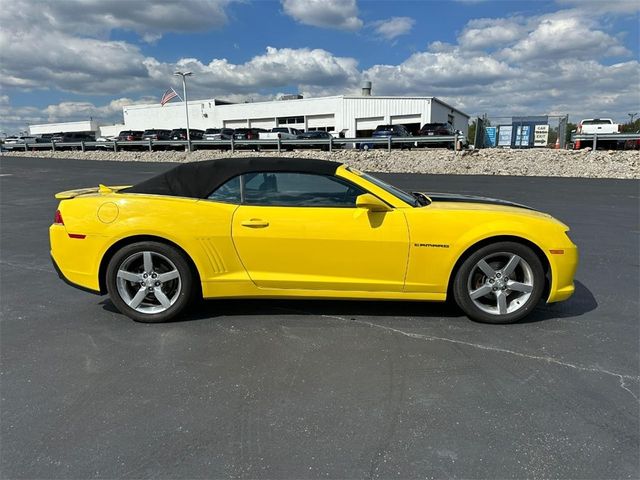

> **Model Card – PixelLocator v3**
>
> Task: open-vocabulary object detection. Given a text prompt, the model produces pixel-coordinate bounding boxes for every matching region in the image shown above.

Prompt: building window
[448,114,454,127]
[277,116,304,125]
[308,126,335,132]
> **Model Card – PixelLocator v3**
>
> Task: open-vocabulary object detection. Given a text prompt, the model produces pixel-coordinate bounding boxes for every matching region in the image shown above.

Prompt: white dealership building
[30,87,469,138]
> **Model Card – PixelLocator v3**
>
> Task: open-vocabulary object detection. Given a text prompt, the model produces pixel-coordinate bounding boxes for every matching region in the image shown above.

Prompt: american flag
[160,88,179,106]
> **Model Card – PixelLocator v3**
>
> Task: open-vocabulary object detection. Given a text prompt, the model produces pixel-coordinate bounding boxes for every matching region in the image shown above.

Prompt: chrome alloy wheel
[115,251,182,314]
[466,252,534,316]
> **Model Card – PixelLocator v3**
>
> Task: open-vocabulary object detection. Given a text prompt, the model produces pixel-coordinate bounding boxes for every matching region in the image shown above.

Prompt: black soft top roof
[122,157,342,199]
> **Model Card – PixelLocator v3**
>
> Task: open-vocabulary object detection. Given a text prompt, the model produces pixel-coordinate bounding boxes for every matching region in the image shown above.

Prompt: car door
[230,171,410,292]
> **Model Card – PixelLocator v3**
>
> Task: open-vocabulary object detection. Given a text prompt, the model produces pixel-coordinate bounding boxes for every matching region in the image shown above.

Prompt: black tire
[106,241,195,323]
[453,241,545,324]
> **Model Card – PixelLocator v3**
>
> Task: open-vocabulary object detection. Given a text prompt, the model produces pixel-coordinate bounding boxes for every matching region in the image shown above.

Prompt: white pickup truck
[258,127,302,140]
[574,118,622,149]
[577,118,620,135]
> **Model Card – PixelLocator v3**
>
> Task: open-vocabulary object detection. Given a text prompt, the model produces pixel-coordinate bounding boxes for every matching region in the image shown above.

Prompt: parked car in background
[297,131,336,150]
[233,128,267,141]
[36,134,54,143]
[417,123,456,148]
[169,129,204,141]
[359,124,413,150]
[259,127,302,141]
[574,119,621,150]
[576,118,620,135]
[95,136,117,150]
[232,128,267,150]
[51,132,96,149]
[142,129,172,141]
[624,130,640,150]
[3,136,39,149]
[203,128,235,140]
[116,130,144,142]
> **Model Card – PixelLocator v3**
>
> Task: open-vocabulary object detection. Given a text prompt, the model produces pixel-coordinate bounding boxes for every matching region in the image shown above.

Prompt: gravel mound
[4,148,638,179]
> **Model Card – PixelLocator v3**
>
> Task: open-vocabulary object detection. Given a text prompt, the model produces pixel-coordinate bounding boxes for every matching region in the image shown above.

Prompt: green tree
[621,118,640,133]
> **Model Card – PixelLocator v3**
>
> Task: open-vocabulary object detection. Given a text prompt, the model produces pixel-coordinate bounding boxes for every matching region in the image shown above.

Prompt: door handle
[241,219,269,228]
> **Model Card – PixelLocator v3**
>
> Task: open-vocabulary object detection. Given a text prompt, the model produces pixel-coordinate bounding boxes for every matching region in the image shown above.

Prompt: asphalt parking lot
[1,156,638,479]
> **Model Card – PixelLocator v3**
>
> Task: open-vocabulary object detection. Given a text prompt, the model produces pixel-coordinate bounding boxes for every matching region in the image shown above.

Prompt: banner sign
[497,125,512,147]
[534,124,549,147]
[484,127,497,147]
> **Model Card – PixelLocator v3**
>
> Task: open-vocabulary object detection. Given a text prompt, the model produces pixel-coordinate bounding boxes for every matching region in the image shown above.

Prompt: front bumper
[547,245,578,303]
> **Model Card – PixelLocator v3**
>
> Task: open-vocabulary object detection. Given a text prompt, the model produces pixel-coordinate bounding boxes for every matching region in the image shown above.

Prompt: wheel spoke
[508,281,533,293]
[502,255,521,277]
[154,288,172,308]
[117,270,142,283]
[476,259,496,278]
[128,287,148,308]
[143,252,153,273]
[157,270,179,282]
[496,291,508,314]
[470,284,493,299]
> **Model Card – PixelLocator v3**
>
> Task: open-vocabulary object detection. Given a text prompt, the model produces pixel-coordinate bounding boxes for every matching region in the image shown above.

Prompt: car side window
[242,172,364,207]
[207,176,241,204]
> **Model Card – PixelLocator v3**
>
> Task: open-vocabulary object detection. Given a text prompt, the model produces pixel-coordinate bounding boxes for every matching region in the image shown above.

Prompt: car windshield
[346,167,420,207]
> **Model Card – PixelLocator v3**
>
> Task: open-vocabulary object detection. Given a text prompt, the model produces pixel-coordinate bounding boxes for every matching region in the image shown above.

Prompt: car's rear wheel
[453,241,545,324]
[106,241,194,323]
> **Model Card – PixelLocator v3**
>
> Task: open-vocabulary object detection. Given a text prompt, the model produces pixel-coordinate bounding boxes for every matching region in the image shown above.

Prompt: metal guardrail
[571,133,640,150]
[1,135,466,154]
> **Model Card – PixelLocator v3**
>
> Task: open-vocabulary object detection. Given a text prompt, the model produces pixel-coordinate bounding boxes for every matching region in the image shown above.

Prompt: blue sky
[1,0,638,134]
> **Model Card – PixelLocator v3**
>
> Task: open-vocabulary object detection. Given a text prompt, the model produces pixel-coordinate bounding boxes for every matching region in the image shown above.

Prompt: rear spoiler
[54,184,130,199]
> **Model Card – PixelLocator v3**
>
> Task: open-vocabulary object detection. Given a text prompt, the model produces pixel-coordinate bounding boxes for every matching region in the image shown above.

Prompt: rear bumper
[50,224,104,293]
[51,253,101,295]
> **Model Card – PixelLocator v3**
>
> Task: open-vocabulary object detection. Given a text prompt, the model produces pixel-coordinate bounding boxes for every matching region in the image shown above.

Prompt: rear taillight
[54,210,64,225]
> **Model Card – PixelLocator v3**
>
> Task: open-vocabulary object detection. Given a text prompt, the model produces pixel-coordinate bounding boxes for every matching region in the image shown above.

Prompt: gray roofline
[122,94,469,118]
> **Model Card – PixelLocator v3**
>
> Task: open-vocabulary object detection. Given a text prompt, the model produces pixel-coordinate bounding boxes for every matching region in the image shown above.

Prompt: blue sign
[484,127,497,147]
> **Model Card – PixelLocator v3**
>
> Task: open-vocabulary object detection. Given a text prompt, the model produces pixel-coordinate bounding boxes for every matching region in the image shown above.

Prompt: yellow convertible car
[50,157,577,324]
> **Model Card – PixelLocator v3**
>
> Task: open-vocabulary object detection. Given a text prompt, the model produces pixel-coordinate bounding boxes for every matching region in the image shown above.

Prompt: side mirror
[356,193,392,212]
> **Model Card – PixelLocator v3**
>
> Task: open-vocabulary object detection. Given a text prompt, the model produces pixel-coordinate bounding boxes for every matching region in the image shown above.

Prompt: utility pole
[174,71,193,152]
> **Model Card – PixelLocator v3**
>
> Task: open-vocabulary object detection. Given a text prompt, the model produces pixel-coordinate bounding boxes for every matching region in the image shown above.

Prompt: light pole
[174,71,193,152]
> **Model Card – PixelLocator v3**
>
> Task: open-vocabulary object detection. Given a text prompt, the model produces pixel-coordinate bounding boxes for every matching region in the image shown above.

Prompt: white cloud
[364,49,516,93]
[4,0,236,42]
[458,17,527,50]
[372,17,415,40]
[499,15,630,62]
[555,0,640,15]
[281,0,363,31]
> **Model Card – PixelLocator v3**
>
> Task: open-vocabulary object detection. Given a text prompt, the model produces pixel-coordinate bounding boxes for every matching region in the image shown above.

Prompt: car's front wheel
[453,241,545,324]
[106,241,195,323]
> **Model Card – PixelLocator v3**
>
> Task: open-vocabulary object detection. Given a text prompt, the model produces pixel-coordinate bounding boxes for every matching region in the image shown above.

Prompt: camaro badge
[414,243,450,248]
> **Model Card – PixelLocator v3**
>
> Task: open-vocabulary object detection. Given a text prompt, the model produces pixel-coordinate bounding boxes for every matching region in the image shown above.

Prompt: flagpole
[174,71,193,152]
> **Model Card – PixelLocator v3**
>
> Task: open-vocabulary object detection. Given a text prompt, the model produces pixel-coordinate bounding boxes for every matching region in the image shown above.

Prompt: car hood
[418,192,534,210]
